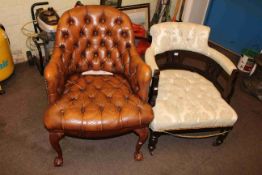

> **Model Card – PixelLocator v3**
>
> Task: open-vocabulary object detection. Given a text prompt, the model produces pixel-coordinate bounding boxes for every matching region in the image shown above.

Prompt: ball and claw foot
[134,152,144,161]
[54,157,63,167]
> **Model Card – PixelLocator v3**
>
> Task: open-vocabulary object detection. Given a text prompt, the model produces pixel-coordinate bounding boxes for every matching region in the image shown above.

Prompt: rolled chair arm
[207,47,237,75]
[145,46,159,73]
[44,49,67,105]
[207,48,238,102]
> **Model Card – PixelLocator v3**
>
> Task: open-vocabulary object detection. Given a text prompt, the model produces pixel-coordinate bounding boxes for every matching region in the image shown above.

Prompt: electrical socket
[11,49,26,64]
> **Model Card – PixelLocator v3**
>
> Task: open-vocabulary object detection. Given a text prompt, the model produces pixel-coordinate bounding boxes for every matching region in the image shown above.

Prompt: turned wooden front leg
[133,127,149,161]
[49,132,64,166]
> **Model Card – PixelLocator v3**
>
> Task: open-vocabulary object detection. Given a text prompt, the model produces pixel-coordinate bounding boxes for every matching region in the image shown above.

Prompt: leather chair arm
[44,49,67,105]
[128,48,152,102]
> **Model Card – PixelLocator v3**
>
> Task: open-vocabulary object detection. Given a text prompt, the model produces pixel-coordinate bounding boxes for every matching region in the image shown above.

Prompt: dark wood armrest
[149,69,160,106]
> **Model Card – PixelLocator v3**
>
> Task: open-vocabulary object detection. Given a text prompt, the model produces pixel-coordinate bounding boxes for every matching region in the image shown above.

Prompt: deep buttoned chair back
[54,5,136,74]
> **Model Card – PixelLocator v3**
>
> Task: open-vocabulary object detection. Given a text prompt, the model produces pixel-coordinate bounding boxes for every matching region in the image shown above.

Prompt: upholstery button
[115,18,122,25]
[113,42,118,48]
[121,30,128,38]
[57,88,61,94]
[107,51,111,58]
[88,95,95,100]
[99,105,104,112]
[95,86,101,90]
[100,17,106,23]
[81,51,86,58]
[88,63,93,69]
[106,95,112,99]
[80,28,85,36]
[74,42,79,48]
[135,86,139,92]
[100,61,104,68]
[86,40,91,48]
[70,97,77,101]
[100,40,105,47]
[61,30,69,38]
[85,16,91,24]
[94,51,98,57]
[85,80,90,84]
[116,106,122,112]
[81,106,86,113]
[93,30,98,36]
[137,106,142,113]
[59,44,65,50]
[60,109,65,115]
[126,42,131,49]
[106,30,112,36]
[80,87,86,92]
[68,17,75,25]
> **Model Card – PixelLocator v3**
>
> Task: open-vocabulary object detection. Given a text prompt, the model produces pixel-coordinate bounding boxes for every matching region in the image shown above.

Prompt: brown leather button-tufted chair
[43,5,153,166]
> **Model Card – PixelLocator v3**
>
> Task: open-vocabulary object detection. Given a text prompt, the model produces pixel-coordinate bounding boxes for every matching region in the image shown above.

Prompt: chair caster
[0,85,5,95]
[213,139,223,146]
[148,146,155,156]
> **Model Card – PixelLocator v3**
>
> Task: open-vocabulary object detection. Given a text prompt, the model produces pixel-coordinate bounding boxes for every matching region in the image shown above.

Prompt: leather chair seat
[150,70,238,131]
[44,74,153,132]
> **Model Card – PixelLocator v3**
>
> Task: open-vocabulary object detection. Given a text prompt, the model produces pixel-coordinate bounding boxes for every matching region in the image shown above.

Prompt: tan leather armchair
[43,5,153,166]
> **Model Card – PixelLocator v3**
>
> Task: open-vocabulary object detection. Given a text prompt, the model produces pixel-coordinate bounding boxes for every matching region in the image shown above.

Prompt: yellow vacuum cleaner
[0,24,14,94]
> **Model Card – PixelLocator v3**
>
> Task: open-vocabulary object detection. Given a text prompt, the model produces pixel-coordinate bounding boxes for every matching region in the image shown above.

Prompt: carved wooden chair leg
[213,128,231,146]
[148,130,161,155]
[49,132,64,166]
[133,128,149,161]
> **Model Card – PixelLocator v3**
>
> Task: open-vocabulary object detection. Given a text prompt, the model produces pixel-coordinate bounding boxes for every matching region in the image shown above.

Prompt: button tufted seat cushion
[150,70,238,132]
[44,74,153,132]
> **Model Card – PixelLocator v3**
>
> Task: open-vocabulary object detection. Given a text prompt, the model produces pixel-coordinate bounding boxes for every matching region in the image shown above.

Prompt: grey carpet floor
[0,63,261,175]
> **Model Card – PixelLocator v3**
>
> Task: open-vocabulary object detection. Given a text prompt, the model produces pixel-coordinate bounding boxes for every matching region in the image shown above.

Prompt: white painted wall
[182,0,209,24]
[0,0,177,63]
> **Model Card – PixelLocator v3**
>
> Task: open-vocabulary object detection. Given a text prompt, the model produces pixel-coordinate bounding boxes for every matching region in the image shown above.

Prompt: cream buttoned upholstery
[145,22,238,132]
[150,70,237,131]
